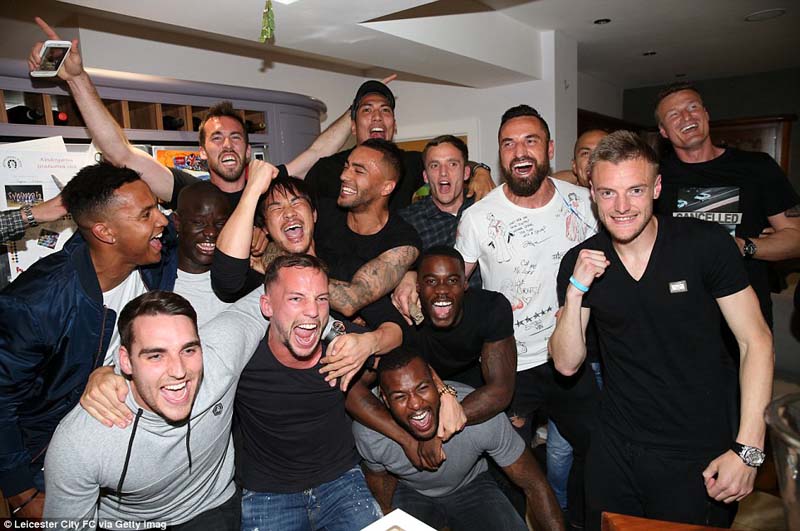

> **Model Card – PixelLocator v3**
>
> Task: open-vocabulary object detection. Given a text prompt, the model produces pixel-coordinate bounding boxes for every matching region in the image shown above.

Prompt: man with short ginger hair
[550,130,773,529]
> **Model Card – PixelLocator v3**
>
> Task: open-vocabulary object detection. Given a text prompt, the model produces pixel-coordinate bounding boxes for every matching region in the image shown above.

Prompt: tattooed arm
[329,245,419,317]
[460,336,517,425]
[734,204,800,261]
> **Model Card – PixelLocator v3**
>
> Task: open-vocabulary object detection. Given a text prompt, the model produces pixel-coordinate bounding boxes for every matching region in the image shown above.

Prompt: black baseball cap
[351,80,395,121]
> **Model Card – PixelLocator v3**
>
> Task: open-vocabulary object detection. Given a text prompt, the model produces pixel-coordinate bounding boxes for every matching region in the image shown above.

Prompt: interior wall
[578,72,623,120]
[2,3,567,182]
[623,68,800,190]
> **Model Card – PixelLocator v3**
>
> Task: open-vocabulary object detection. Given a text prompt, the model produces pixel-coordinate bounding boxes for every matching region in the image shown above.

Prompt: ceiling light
[642,51,657,56]
[273,0,300,4]
[593,18,611,25]
[745,8,787,22]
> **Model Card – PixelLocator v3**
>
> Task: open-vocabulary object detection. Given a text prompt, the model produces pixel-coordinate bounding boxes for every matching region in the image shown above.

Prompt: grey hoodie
[43,288,268,529]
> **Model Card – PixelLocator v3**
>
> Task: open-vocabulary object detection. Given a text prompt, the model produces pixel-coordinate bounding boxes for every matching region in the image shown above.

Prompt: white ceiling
[56,0,800,89]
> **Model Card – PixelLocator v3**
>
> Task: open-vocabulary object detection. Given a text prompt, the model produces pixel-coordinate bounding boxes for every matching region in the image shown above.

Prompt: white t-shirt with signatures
[456,179,596,371]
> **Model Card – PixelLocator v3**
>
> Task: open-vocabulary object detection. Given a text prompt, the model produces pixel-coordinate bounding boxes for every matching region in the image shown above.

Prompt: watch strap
[21,204,37,228]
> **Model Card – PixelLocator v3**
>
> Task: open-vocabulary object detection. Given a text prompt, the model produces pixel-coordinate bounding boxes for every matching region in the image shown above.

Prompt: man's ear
[260,293,273,319]
[658,124,668,140]
[571,159,578,177]
[199,145,208,161]
[172,211,182,232]
[381,179,397,198]
[119,346,133,377]
[547,139,555,161]
[463,164,471,182]
[91,221,115,245]
[423,170,430,185]
[653,174,662,200]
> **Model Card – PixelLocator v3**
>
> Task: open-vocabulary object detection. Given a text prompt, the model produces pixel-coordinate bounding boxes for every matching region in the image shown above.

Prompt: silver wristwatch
[321,318,346,343]
[732,441,765,467]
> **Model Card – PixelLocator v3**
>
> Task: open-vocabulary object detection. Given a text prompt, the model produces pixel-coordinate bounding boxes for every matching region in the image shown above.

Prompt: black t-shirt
[304,149,425,212]
[209,249,265,303]
[167,165,290,211]
[371,289,513,378]
[557,216,749,453]
[233,330,361,493]
[655,148,800,324]
[314,198,422,327]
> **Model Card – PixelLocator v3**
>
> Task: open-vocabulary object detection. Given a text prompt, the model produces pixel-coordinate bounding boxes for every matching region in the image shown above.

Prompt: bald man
[552,130,609,188]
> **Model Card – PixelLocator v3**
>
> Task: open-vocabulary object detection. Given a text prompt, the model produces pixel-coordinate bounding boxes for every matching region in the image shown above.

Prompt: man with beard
[44,289,269,530]
[304,81,495,211]
[234,254,383,531]
[353,348,563,531]
[454,105,600,528]
[346,247,516,468]
[30,18,353,254]
[550,130,773,530]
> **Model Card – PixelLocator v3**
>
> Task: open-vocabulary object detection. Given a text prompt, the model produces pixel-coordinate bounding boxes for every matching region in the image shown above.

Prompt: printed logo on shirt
[669,280,688,294]
[212,403,223,416]
[672,186,741,235]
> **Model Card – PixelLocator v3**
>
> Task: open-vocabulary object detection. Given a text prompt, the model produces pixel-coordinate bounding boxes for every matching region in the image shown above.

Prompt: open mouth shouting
[430,298,454,321]
[510,157,536,178]
[436,178,452,195]
[150,232,164,252]
[369,126,386,139]
[679,123,699,134]
[283,221,306,245]
[293,321,320,352]
[219,151,239,169]
[408,407,435,436]
[161,380,190,405]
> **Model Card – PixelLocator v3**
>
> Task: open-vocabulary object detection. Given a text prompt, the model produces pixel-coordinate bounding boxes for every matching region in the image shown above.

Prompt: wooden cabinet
[0,59,326,164]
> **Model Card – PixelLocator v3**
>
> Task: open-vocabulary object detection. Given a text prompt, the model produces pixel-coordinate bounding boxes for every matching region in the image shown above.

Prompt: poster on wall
[152,146,209,179]
[0,150,92,284]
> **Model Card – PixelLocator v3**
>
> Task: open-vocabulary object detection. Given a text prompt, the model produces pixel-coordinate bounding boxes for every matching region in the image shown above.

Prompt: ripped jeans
[240,467,382,531]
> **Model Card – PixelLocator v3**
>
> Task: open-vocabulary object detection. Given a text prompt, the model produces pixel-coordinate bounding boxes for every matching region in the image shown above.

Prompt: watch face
[743,447,765,466]
[744,241,757,257]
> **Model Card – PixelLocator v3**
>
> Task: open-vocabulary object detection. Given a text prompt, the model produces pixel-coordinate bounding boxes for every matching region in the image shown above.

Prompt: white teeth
[164,382,186,391]
[341,186,356,195]
[513,163,533,170]
[433,301,452,307]
[297,323,317,330]
[680,124,698,133]
[152,233,163,240]
[284,224,301,232]
[370,127,384,133]
[411,411,429,421]
[438,180,450,186]
[198,242,215,251]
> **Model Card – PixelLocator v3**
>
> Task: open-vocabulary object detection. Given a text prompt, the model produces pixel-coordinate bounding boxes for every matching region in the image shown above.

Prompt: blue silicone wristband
[569,275,589,293]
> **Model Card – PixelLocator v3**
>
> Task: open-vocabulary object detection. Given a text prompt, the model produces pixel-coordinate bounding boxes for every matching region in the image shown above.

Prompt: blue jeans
[393,472,527,531]
[546,361,603,510]
[241,467,382,531]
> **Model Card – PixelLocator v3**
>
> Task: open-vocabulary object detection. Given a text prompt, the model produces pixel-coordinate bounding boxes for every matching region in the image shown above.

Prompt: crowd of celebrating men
[1,15,798,531]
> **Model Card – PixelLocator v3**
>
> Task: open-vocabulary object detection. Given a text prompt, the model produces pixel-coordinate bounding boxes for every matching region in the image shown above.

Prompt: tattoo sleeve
[329,245,419,317]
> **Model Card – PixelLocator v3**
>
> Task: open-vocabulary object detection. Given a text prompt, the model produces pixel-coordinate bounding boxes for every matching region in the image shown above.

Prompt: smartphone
[31,40,72,77]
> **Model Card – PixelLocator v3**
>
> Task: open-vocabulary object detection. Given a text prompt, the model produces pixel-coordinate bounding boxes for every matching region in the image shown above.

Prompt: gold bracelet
[438,384,457,398]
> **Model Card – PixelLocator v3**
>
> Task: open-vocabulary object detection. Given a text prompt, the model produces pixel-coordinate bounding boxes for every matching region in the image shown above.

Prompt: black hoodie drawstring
[186,417,192,474]
[116,408,143,503]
